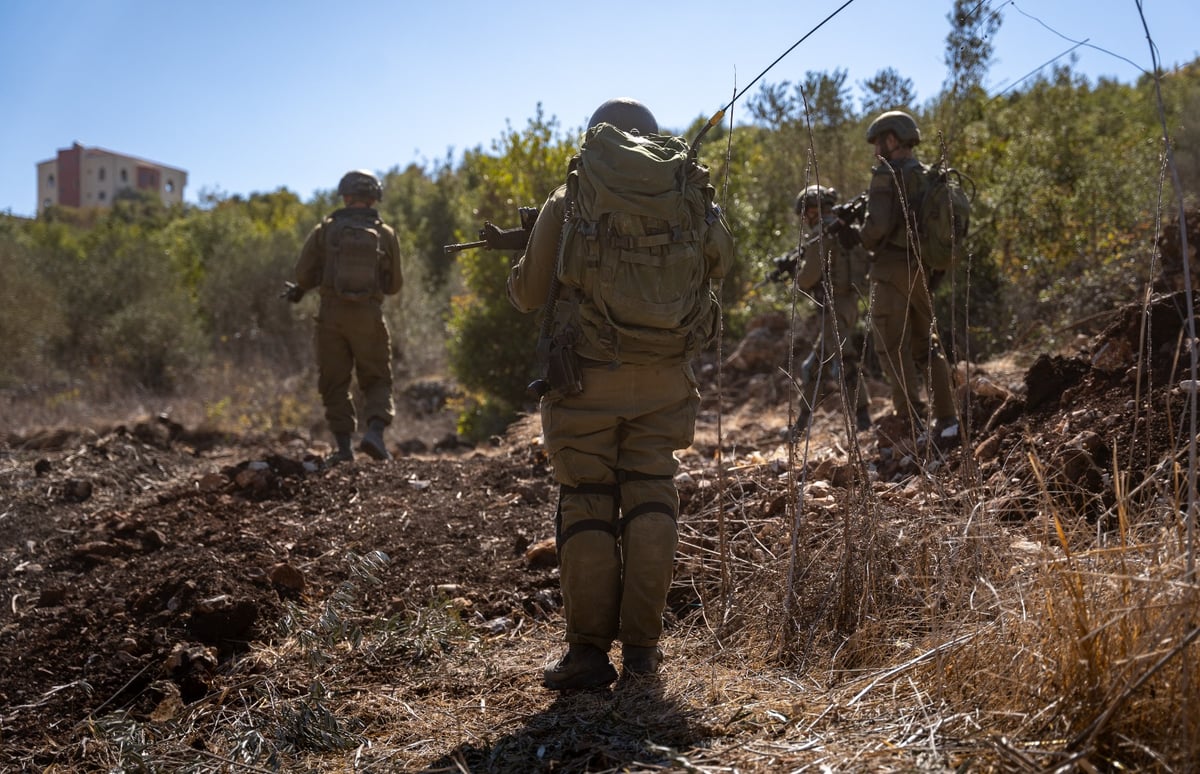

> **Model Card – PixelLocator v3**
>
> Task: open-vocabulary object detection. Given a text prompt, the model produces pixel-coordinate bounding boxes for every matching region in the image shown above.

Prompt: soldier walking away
[283,170,403,464]
[507,98,735,689]
[779,184,872,440]
[856,111,959,447]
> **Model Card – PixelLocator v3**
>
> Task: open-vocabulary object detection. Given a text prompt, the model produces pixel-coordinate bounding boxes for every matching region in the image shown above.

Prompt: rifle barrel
[443,239,488,255]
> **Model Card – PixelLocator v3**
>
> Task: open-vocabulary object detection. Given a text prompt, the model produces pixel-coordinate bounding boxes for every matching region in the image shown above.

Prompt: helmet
[587,98,658,135]
[866,110,921,147]
[337,170,383,201]
[794,184,838,214]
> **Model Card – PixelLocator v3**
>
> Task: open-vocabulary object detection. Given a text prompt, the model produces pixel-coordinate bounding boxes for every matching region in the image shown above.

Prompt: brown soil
[1,290,1197,771]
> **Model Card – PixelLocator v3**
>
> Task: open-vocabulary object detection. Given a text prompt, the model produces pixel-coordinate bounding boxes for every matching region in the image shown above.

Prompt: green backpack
[557,123,720,364]
[916,163,972,271]
[322,210,385,301]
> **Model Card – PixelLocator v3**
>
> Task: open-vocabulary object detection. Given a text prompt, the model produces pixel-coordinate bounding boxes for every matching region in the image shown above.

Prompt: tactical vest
[555,124,722,365]
[322,209,385,301]
[879,157,928,253]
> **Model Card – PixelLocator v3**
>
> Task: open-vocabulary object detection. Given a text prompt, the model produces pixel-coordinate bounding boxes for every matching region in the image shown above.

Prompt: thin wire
[717,77,736,616]
[1133,4,1196,758]
[1134,0,1195,578]
[690,0,859,153]
[720,0,858,114]
[966,0,1011,31]
[997,40,1090,96]
[1011,1,1147,73]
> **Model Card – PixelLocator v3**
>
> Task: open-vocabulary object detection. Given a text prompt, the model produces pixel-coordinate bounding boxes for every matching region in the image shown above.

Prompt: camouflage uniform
[509,162,733,680]
[792,217,871,419]
[294,206,403,441]
[860,157,957,427]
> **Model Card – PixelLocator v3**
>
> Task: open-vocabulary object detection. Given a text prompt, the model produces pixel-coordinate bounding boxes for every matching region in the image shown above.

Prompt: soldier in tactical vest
[286,170,404,464]
[781,184,872,440]
[507,98,735,690]
[856,111,959,446]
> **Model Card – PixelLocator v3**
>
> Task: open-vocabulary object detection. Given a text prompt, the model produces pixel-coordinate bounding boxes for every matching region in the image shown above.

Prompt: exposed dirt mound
[1156,206,1200,293]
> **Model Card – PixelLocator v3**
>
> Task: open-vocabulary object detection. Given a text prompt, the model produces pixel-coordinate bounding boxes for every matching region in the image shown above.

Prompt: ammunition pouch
[545,333,583,396]
[529,329,583,398]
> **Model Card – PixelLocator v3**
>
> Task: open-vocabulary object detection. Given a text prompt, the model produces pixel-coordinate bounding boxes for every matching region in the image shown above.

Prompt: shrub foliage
[2,57,1197,435]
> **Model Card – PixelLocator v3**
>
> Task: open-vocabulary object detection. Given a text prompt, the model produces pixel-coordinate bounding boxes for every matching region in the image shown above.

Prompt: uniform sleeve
[703,204,735,281]
[860,165,901,251]
[382,224,403,296]
[507,186,567,313]
[848,243,870,288]
[294,222,325,290]
[793,234,824,291]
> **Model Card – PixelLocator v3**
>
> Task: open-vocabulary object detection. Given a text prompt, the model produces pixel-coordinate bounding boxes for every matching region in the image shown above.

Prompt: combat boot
[327,433,354,465]
[622,644,663,676]
[933,416,960,449]
[779,409,811,443]
[542,644,617,691]
[359,418,392,461]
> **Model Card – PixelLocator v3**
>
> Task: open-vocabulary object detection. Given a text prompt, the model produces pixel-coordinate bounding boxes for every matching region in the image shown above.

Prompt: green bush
[0,228,66,387]
[96,291,208,391]
[445,108,576,437]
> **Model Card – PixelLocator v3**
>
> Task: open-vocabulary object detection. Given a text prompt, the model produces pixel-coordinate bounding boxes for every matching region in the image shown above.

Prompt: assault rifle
[279,281,305,303]
[831,191,867,229]
[765,192,868,284]
[767,247,802,284]
[443,206,539,254]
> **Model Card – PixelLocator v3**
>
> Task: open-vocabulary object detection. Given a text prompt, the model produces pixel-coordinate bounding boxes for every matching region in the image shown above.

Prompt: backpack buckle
[577,220,599,241]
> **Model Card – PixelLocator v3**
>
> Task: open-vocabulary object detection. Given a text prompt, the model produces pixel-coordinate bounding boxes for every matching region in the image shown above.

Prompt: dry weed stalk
[670,426,1200,771]
[909,446,1200,769]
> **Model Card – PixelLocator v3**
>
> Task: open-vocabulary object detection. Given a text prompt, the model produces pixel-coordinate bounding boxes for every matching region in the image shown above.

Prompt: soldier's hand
[770,254,797,282]
[518,206,540,231]
[480,221,530,251]
[280,282,306,303]
[837,224,862,249]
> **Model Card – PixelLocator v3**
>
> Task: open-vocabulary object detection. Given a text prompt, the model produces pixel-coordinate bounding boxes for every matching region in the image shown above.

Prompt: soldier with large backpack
[507,98,734,689]
[855,111,960,446]
[285,170,403,464]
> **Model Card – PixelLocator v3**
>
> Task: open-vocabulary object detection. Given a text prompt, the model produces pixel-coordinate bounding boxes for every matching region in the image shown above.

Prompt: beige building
[36,143,187,214]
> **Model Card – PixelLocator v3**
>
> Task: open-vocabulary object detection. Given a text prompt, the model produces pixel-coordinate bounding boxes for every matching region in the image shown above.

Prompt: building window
[98,191,106,201]
[165,179,175,193]
[44,198,52,209]
[137,166,160,190]
[98,167,106,181]
[47,174,55,187]
[120,168,128,182]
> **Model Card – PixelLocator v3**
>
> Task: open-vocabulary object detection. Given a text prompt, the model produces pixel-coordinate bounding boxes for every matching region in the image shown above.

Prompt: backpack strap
[608,227,698,250]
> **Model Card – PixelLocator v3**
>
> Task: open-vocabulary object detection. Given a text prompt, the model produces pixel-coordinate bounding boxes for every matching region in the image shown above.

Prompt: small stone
[36,586,68,607]
[269,563,305,593]
[524,537,557,569]
[197,473,227,492]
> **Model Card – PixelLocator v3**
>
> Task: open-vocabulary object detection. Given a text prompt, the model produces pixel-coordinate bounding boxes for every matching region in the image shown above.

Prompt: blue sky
[1,0,1195,218]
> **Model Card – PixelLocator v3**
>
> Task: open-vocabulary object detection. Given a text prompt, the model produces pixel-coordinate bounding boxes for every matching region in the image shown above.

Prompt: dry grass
[0,355,459,452]
[1,358,313,439]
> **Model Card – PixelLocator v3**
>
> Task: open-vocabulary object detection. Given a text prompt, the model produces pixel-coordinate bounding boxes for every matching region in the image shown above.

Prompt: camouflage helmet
[866,110,921,147]
[587,98,659,135]
[337,170,383,201]
[794,184,839,213]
